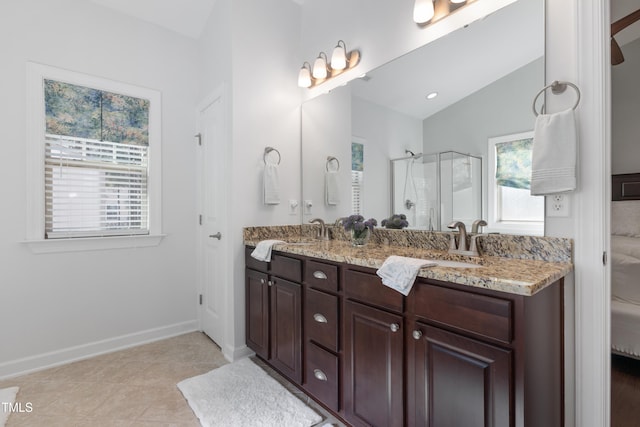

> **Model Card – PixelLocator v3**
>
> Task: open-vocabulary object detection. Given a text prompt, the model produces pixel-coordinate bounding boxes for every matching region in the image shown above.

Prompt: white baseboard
[223,343,253,363]
[0,320,198,380]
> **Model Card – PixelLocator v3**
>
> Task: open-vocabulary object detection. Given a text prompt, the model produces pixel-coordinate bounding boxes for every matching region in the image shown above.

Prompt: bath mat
[177,358,322,427]
[0,387,19,427]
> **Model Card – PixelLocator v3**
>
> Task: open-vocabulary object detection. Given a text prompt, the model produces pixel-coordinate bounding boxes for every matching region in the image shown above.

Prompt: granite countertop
[244,238,573,297]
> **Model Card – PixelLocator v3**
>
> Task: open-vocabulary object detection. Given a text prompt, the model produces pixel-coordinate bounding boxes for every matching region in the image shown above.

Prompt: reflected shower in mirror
[301,0,544,234]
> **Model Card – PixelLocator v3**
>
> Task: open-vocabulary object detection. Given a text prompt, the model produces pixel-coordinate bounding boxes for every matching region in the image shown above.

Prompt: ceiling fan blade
[612,37,625,65]
[612,8,640,36]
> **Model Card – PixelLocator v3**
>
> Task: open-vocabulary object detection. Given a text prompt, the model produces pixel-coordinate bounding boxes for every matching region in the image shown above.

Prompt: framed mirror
[301,0,544,234]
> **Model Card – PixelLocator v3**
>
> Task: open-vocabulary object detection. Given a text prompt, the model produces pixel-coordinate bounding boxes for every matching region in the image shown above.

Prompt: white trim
[574,0,611,426]
[0,320,198,380]
[23,234,165,254]
[25,62,163,250]
[223,344,254,363]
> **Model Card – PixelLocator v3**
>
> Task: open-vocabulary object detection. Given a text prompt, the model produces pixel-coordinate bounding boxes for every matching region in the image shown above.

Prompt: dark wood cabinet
[407,321,512,427]
[245,249,303,384]
[343,300,404,427]
[245,246,564,427]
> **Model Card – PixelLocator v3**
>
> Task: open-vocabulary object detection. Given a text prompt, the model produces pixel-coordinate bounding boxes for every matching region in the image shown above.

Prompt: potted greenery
[381,214,409,229]
[343,214,377,246]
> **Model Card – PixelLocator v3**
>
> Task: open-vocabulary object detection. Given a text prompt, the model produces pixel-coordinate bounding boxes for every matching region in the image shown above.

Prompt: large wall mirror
[301,0,544,235]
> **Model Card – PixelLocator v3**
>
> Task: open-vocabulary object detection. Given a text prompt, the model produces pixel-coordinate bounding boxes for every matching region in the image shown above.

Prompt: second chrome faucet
[448,220,486,257]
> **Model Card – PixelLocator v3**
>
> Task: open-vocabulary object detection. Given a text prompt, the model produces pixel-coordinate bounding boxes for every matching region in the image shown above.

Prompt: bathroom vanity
[244,228,572,427]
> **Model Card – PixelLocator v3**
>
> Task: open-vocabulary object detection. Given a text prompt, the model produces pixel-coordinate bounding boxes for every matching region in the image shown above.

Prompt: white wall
[0,0,201,377]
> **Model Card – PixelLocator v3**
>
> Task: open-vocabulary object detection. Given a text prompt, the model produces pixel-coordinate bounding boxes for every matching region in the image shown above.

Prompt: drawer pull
[412,330,423,340]
[313,313,328,323]
[390,323,400,333]
[313,369,328,381]
[313,271,328,280]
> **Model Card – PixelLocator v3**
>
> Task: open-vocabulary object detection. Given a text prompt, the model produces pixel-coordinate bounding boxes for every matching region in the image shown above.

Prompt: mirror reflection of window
[488,132,544,235]
[351,141,364,214]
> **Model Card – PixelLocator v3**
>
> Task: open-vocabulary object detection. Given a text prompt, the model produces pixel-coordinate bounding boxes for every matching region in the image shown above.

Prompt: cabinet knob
[313,369,328,381]
[313,313,328,323]
[313,271,328,280]
[390,323,400,333]
[268,280,273,287]
[412,330,423,340]
[260,278,266,284]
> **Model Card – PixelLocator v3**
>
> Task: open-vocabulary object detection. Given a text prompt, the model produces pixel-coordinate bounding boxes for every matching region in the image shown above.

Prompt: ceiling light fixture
[413,0,471,25]
[298,40,361,89]
[426,92,438,99]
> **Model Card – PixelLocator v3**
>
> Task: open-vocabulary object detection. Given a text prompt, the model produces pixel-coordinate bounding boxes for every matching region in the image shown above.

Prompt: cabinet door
[270,277,303,384]
[407,322,512,427]
[245,269,269,359]
[344,300,403,427]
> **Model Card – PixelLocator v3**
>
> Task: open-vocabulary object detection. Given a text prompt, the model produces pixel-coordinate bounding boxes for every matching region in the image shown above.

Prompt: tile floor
[0,332,343,427]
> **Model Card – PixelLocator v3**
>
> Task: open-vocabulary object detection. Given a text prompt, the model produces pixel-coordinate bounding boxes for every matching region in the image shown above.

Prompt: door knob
[209,232,222,240]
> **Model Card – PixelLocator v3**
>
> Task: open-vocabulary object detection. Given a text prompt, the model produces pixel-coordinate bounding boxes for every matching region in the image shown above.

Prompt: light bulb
[413,0,434,24]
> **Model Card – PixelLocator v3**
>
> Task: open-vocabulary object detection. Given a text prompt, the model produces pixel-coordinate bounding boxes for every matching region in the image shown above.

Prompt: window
[351,141,364,215]
[26,63,162,252]
[487,132,544,235]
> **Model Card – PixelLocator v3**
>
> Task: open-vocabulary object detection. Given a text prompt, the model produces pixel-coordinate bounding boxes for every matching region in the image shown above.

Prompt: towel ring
[532,80,581,117]
[326,156,340,172]
[263,146,281,165]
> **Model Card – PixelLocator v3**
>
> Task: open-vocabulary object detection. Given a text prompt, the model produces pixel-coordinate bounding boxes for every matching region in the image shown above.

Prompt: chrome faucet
[447,221,468,252]
[309,218,330,240]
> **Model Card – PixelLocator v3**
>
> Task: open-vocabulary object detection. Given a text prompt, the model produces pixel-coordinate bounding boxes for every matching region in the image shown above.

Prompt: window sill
[23,234,166,254]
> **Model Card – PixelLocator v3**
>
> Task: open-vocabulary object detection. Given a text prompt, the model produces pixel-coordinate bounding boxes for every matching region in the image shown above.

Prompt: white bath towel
[251,239,286,262]
[531,108,577,195]
[376,256,437,296]
[325,171,340,205]
[263,163,280,205]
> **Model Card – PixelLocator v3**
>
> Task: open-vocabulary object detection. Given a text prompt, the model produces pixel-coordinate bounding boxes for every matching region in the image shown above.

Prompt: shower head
[405,150,423,159]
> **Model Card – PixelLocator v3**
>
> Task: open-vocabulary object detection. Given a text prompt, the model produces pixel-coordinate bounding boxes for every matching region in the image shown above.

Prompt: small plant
[343,215,377,246]
[381,214,409,229]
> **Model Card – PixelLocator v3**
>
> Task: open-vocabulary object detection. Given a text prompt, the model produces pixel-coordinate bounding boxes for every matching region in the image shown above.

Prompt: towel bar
[532,80,581,116]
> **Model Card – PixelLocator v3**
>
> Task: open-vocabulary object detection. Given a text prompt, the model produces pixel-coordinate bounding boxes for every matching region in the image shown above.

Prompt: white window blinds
[44,135,149,238]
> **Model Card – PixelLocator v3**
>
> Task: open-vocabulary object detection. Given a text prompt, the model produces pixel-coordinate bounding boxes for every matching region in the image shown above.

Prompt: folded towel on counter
[251,239,286,262]
[325,171,340,205]
[376,256,437,296]
[263,163,280,205]
[531,108,577,195]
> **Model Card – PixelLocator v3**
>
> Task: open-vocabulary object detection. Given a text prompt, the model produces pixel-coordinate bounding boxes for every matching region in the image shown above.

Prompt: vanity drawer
[305,342,339,412]
[270,253,302,283]
[410,282,513,344]
[305,260,339,292]
[305,288,339,352]
[344,269,403,314]
[245,247,268,272]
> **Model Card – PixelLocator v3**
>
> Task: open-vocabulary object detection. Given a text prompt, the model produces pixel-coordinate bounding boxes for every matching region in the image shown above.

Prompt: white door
[197,88,227,348]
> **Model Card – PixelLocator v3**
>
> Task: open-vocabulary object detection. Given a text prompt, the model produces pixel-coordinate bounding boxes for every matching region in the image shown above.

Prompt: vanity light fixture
[413,0,435,24]
[312,52,329,79]
[413,0,472,25]
[298,40,361,88]
[298,62,312,88]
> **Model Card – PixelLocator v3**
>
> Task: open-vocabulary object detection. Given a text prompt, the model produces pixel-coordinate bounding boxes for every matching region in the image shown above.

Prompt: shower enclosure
[390,151,482,231]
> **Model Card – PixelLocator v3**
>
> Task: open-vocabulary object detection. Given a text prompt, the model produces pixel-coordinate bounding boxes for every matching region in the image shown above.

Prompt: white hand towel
[376,256,437,296]
[251,239,286,262]
[531,108,577,195]
[263,163,280,205]
[325,171,340,205]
